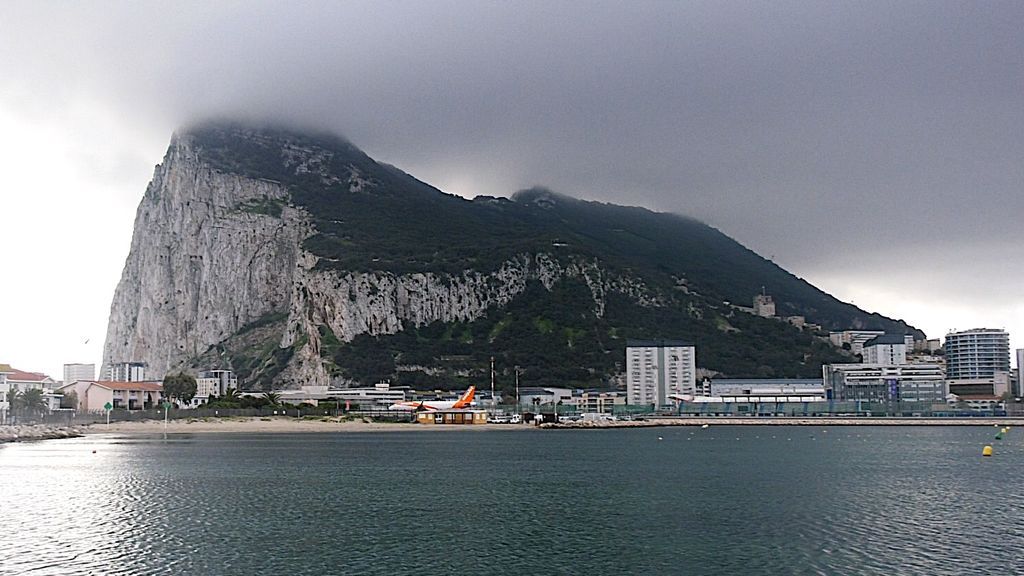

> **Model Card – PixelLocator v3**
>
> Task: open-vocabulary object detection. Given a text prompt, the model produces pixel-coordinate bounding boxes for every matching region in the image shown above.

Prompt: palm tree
[222,388,240,402]
[20,389,47,418]
[261,391,281,406]
[7,389,22,424]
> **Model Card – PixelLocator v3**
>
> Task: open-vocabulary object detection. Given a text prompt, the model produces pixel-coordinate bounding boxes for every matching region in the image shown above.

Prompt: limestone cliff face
[102,132,658,387]
[100,135,310,380]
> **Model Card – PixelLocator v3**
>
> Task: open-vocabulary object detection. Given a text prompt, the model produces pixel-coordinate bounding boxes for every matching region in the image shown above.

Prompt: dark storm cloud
[3,0,1022,335]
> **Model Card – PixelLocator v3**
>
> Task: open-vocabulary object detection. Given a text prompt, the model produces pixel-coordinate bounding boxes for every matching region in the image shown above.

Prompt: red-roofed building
[58,380,164,412]
[6,369,57,392]
[1,365,62,419]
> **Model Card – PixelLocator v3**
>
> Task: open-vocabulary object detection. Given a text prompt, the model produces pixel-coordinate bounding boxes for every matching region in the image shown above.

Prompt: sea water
[1,426,1022,575]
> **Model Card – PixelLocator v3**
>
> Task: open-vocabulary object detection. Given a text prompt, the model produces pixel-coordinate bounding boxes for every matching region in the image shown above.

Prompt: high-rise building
[63,363,95,386]
[107,362,147,382]
[945,329,1010,397]
[626,340,696,407]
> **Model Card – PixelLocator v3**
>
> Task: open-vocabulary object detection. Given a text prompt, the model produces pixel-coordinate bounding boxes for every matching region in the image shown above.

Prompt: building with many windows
[626,340,696,407]
[944,328,1010,397]
[862,334,908,366]
[107,362,147,382]
[572,391,627,414]
[63,363,96,387]
[823,363,946,403]
[190,370,240,407]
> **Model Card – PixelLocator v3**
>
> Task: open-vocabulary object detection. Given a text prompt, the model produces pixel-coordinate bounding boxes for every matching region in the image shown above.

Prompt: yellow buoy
[983,445,993,457]
[1001,428,1008,434]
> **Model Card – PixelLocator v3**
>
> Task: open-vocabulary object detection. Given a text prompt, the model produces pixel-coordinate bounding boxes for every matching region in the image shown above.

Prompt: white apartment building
[63,363,96,386]
[626,340,696,407]
[107,362,147,382]
[823,363,946,403]
[191,369,240,407]
[862,334,908,366]
[945,328,1010,397]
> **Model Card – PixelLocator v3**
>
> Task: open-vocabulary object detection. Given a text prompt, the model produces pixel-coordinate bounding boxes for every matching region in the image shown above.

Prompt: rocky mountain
[101,122,921,391]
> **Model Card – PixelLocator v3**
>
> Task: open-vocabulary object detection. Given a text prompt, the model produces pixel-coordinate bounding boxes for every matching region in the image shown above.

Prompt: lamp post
[490,356,496,416]
[515,366,520,414]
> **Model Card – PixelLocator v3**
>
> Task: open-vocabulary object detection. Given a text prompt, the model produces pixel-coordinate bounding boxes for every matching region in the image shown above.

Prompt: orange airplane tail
[453,386,476,408]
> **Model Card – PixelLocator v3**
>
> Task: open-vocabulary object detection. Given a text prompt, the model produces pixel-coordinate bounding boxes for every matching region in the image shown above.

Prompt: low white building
[57,380,164,412]
[572,391,626,414]
[520,387,573,410]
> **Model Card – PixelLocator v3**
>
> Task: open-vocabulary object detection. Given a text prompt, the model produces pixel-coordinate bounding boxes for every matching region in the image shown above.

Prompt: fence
[7,406,416,427]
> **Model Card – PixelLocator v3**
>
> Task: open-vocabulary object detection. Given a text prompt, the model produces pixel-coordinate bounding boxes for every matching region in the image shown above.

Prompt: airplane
[388,386,476,411]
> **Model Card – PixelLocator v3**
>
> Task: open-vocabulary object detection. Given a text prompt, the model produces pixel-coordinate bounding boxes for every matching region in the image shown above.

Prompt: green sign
[162,401,172,409]
[103,401,113,411]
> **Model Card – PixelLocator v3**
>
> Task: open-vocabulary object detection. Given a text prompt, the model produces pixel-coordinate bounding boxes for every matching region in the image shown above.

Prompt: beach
[78,416,532,434]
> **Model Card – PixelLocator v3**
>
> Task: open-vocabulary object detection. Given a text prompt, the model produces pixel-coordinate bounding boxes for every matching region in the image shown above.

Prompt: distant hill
[102,122,920,391]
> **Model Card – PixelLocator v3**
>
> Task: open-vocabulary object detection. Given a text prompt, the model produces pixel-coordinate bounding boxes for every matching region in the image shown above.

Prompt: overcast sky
[2,0,1022,380]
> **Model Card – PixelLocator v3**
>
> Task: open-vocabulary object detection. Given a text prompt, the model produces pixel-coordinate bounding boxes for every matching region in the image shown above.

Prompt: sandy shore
[71,416,1024,435]
[81,416,533,434]
[547,417,1024,428]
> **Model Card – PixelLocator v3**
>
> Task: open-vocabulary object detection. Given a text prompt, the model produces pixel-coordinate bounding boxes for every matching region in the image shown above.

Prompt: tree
[60,391,78,410]
[222,388,240,402]
[261,391,281,406]
[162,372,198,405]
[6,389,20,410]
[20,389,47,417]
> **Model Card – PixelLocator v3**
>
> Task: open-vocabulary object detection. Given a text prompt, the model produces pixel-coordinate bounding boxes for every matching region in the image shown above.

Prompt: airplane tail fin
[453,386,476,408]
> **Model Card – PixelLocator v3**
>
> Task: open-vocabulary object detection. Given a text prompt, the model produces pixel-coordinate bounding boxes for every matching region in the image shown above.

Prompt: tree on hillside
[162,372,198,405]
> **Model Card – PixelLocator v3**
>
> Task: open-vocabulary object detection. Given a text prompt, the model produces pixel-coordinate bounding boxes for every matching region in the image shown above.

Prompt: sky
[1,0,1022,380]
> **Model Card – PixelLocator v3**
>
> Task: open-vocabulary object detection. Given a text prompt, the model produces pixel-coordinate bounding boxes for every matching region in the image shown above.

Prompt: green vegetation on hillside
[184,123,919,388]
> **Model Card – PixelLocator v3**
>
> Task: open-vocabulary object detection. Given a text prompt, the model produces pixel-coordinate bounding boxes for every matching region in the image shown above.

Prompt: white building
[107,362,147,382]
[862,334,908,366]
[945,328,1010,397]
[330,381,408,409]
[0,364,11,423]
[823,363,946,403]
[63,363,96,387]
[190,370,240,407]
[626,340,696,407]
